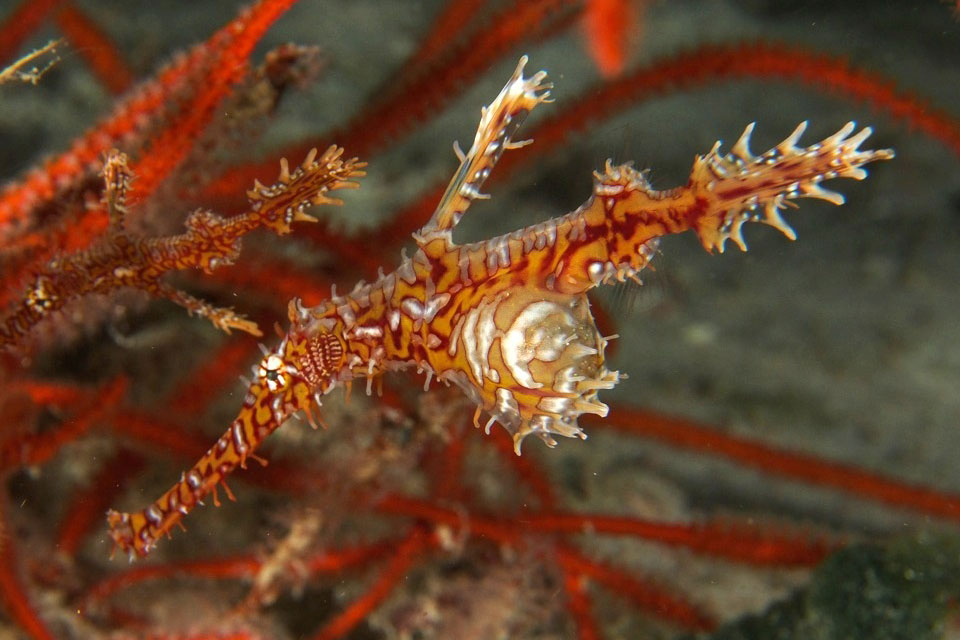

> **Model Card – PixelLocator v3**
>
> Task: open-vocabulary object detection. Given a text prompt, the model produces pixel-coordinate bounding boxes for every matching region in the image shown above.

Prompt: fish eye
[258,354,289,392]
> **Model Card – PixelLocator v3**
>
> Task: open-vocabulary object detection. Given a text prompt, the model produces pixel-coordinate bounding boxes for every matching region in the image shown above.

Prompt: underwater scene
[0,0,959,638]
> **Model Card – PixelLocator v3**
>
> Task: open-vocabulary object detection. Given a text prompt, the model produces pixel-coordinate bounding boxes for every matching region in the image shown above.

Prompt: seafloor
[1,1,960,638]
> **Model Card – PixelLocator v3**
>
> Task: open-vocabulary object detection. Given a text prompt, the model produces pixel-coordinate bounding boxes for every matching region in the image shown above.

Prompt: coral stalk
[599,405,960,521]
[54,3,133,94]
[308,529,430,640]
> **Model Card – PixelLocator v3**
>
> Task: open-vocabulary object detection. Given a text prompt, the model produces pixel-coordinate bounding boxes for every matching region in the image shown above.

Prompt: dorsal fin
[414,56,552,252]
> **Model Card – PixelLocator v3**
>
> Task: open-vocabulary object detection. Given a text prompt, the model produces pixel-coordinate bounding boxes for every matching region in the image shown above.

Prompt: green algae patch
[703,533,960,640]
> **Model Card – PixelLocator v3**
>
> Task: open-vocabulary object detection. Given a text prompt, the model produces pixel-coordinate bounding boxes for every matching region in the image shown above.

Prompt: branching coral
[0,144,364,348]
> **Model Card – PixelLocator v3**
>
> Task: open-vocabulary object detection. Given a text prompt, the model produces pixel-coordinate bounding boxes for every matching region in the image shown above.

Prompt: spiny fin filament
[417,56,553,244]
[245,145,367,235]
[689,121,894,252]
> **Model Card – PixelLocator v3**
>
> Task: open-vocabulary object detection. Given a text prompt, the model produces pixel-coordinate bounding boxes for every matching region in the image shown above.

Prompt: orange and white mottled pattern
[109,57,893,557]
